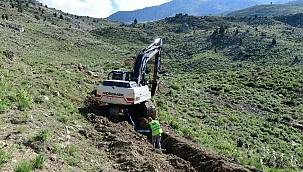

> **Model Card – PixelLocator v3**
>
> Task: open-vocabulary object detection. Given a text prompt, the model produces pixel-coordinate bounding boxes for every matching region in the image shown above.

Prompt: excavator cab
[108,70,133,81]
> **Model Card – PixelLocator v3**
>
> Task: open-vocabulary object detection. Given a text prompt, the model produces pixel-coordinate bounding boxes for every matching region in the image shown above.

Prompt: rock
[53,91,60,97]
[43,95,49,101]
[43,113,49,117]
[293,123,303,131]
[50,155,58,162]
[0,141,7,148]
[86,70,94,76]
[77,64,85,71]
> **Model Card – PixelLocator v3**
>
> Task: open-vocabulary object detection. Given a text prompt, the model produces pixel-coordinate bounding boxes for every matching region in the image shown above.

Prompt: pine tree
[239,38,243,46]
[235,28,239,35]
[133,18,138,25]
[219,25,225,35]
[271,38,277,46]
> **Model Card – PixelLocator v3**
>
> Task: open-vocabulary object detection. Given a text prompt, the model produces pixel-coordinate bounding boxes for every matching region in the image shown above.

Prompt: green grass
[15,155,45,172]
[228,4,303,17]
[66,144,77,157]
[0,1,302,171]
[15,160,32,172]
[32,154,44,169]
[0,148,12,167]
[30,129,49,143]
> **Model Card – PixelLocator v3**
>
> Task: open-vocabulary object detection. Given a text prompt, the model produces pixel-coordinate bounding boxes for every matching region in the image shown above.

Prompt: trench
[126,112,253,172]
[79,101,256,172]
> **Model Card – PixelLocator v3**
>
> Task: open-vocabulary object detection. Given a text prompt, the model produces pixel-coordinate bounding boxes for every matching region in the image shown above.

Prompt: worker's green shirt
[149,120,163,136]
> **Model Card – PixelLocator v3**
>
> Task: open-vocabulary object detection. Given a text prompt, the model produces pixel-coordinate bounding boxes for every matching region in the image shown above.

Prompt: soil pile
[79,105,254,172]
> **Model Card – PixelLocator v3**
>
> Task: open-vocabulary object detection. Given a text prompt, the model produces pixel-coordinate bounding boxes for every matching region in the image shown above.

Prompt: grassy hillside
[141,15,303,171]
[227,3,303,17]
[0,0,302,172]
[108,0,275,23]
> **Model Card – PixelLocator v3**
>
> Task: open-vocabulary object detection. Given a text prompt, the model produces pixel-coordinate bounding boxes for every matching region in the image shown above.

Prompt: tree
[2,14,8,20]
[133,18,138,25]
[59,14,64,19]
[53,13,57,17]
[34,15,40,20]
[235,28,239,35]
[271,38,277,46]
[211,29,218,36]
[17,5,23,13]
[219,25,225,35]
[239,38,243,46]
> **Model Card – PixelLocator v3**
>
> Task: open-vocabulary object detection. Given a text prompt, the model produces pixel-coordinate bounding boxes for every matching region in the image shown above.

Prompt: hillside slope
[228,1,303,17]
[0,0,302,172]
[107,0,291,23]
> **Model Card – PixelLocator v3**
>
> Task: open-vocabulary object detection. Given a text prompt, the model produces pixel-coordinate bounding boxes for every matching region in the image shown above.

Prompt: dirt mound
[79,105,255,172]
[162,133,250,172]
[81,112,195,172]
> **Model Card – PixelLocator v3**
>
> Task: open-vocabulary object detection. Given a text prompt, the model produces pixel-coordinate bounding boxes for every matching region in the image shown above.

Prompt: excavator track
[86,92,156,130]
[127,100,157,129]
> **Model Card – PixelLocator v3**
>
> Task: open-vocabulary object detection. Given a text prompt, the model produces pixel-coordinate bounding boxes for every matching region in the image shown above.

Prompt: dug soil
[79,105,256,172]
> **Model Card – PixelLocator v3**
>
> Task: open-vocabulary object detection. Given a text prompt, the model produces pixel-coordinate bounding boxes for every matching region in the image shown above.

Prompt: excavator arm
[133,38,163,96]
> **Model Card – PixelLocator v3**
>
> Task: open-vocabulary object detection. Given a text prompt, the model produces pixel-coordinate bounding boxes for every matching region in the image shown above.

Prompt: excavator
[94,38,163,131]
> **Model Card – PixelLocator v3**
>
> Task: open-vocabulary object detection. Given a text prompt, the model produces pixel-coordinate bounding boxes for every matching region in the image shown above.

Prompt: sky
[38,0,171,18]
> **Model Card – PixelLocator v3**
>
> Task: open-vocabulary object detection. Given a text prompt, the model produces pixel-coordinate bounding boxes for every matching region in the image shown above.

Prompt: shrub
[0,100,9,113]
[16,126,26,134]
[15,160,32,172]
[16,90,33,111]
[32,154,44,169]
[34,15,40,20]
[1,14,8,20]
[271,38,277,46]
[0,149,12,167]
[66,145,77,157]
[170,84,181,91]
[30,129,49,143]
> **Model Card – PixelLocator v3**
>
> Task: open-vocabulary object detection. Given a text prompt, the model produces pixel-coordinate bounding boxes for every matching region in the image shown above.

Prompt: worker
[148,117,163,151]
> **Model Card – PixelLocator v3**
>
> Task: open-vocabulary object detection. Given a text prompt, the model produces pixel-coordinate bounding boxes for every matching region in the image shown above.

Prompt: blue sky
[38,0,171,18]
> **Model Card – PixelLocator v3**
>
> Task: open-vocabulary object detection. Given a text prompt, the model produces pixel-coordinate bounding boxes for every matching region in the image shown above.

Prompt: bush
[30,129,49,143]
[34,15,40,20]
[0,100,9,113]
[15,160,32,172]
[32,154,44,169]
[170,84,181,91]
[0,149,12,167]
[16,90,33,111]
[66,145,77,157]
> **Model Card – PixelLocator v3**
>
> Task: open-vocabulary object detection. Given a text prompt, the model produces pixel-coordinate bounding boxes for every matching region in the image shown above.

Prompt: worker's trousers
[152,135,161,149]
